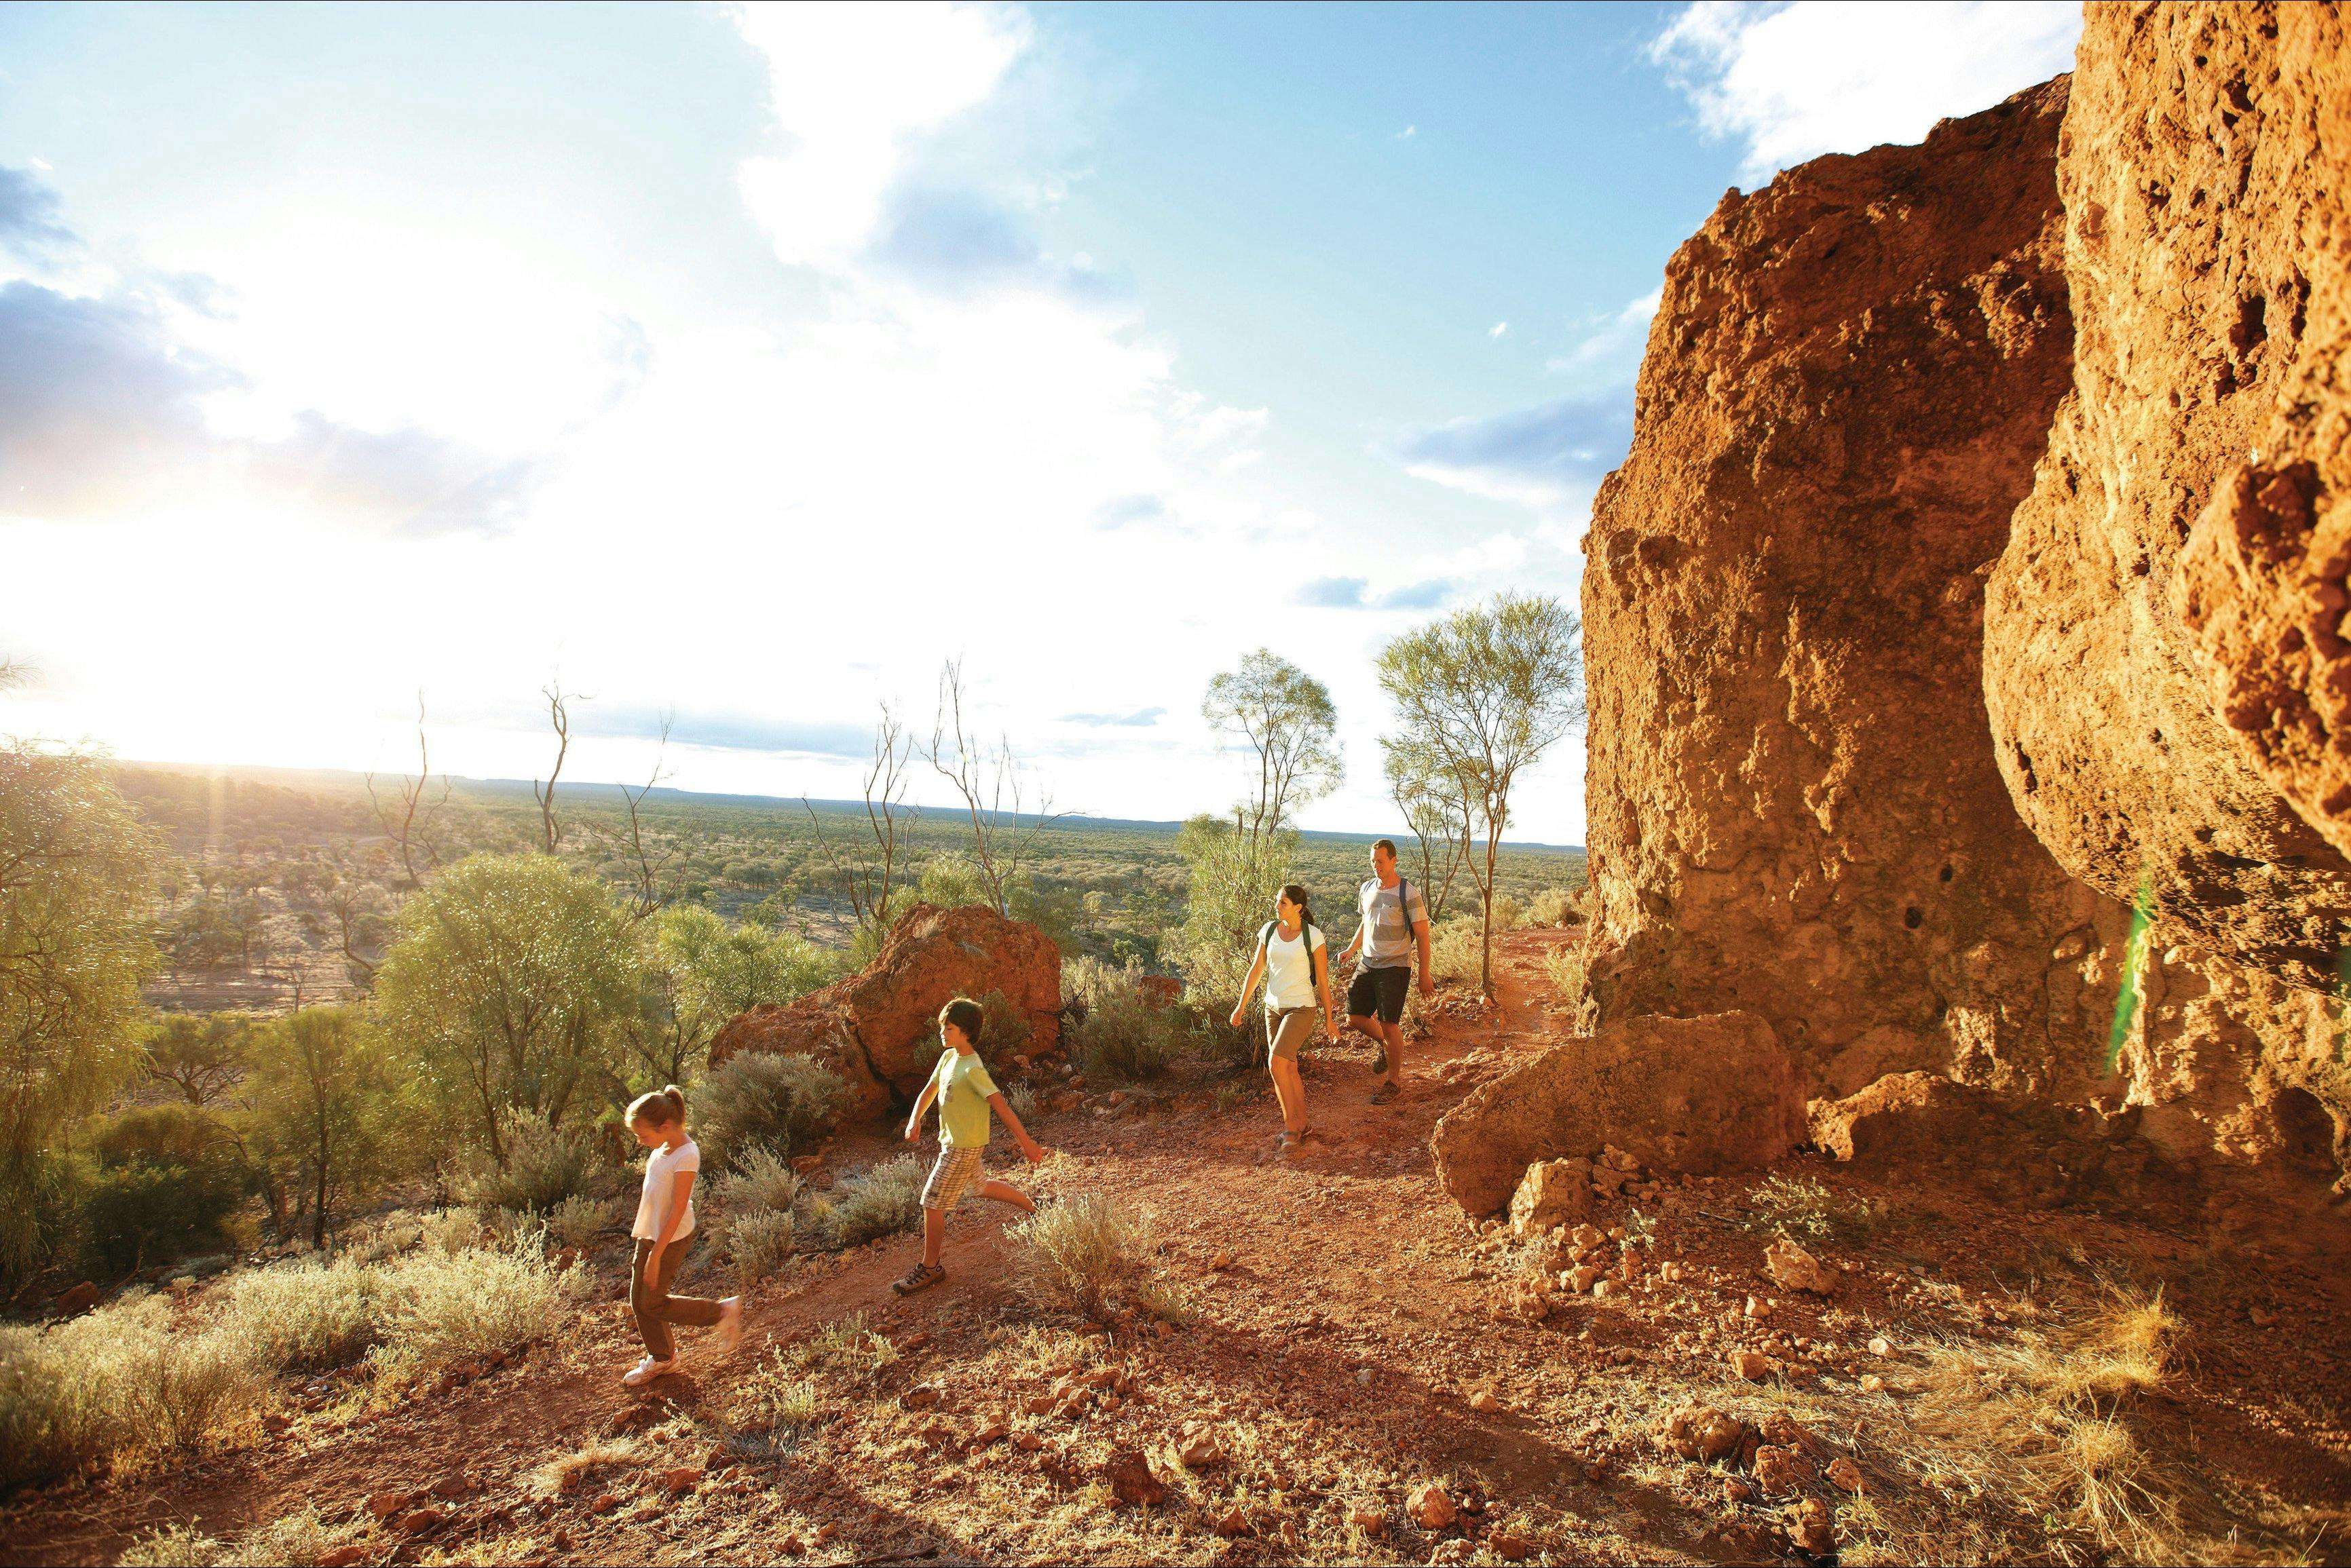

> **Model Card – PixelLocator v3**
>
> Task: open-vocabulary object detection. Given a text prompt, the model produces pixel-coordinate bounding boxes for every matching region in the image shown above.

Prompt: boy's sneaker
[716,1297,742,1353]
[1373,1044,1388,1074]
[891,1262,945,1296]
[622,1355,675,1388]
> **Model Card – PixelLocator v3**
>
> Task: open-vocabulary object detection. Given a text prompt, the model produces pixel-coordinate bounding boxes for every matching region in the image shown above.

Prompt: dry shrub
[1010,1191,1188,1326]
[367,1234,586,1379]
[690,1052,849,1168]
[1487,892,1525,931]
[1006,1082,1040,1122]
[709,1145,802,1215]
[784,1311,899,1381]
[1525,886,1578,926]
[726,1206,797,1287]
[1894,1288,2185,1561]
[1746,1173,1879,1245]
[727,1354,825,1434]
[547,1193,616,1250]
[219,1257,382,1373]
[811,1155,926,1249]
[1064,957,1184,1081]
[457,1108,605,1214]
[417,1207,480,1255]
[1539,944,1586,1008]
[529,1436,639,1497]
[1428,917,1484,985]
[0,1293,266,1495]
[116,1522,225,1567]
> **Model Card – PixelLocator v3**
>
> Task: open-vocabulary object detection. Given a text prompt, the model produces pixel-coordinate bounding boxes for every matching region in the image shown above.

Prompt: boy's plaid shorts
[920,1144,987,1210]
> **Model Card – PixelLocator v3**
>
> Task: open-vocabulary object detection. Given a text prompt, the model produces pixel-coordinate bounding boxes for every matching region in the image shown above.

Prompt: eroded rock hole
[2274,1088,2341,1177]
[1904,906,1925,930]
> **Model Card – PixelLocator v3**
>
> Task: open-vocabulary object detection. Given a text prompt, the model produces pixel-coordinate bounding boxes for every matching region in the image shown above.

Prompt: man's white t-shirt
[633,1136,700,1242]
[1263,923,1328,1011]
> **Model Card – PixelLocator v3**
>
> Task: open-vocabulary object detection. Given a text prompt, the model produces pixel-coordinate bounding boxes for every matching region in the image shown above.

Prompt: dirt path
[7,928,2349,1567]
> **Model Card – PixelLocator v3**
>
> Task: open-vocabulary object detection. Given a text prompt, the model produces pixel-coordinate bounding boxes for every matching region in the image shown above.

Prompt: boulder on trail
[709,902,1062,1117]
[1762,1240,1837,1297]
[1431,1012,1802,1217]
[1507,1158,1593,1239]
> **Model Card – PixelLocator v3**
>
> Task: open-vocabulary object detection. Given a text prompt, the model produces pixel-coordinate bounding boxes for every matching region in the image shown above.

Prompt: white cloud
[1651,1,2080,185]
[1545,286,1659,388]
[1395,124,1416,140]
[1488,321,1507,339]
[735,1,1029,273]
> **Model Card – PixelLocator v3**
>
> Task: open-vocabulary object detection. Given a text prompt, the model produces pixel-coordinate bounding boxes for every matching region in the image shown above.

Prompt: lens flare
[2104,868,2155,1077]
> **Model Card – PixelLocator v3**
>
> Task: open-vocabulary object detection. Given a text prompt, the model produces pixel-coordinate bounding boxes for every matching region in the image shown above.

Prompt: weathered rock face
[709,903,1061,1117]
[1431,1012,1801,1217]
[1987,3,2351,985]
[1580,79,2111,1099]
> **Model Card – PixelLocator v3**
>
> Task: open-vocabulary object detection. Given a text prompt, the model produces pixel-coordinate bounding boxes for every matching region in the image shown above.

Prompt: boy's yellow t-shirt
[930,1048,1000,1147]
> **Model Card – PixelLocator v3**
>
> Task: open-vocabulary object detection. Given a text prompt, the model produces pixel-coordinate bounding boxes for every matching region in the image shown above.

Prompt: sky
[0,1,2082,843]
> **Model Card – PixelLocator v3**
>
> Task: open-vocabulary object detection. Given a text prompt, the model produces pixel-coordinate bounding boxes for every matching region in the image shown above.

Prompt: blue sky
[0,1,2078,841]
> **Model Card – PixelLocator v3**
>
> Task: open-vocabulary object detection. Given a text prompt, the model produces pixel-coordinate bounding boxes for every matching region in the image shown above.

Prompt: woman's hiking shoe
[716,1297,743,1352]
[892,1262,945,1296]
[622,1355,675,1388]
[1370,1082,1401,1105]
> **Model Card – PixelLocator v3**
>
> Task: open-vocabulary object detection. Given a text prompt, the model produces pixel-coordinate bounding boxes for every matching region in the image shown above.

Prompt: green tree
[1377,593,1583,996]
[1203,650,1342,856]
[143,1012,254,1107]
[0,746,161,1289]
[246,1006,409,1249]
[632,904,841,1085]
[1381,737,1472,922]
[375,854,640,1167]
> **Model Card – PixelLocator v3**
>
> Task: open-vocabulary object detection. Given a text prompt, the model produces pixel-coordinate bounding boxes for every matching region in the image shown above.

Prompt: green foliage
[375,854,641,1166]
[456,1108,605,1214]
[1202,650,1343,839]
[635,904,842,1085]
[975,987,1033,1058]
[689,1051,848,1170]
[1169,811,1294,1029]
[83,1104,248,1271]
[245,1005,414,1248]
[547,1193,616,1249]
[141,1013,255,1106]
[918,854,990,909]
[365,1233,586,1379]
[0,746,162,1290]
[1063,957,1182,1082]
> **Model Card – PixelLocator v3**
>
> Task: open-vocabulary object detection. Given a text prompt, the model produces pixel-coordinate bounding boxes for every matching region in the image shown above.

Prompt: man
[1334,837,1432,1104]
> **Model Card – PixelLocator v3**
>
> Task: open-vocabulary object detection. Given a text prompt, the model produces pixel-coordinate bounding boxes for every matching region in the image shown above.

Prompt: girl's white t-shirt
[1263,923,1327,1011]
[633,1136,700,1242]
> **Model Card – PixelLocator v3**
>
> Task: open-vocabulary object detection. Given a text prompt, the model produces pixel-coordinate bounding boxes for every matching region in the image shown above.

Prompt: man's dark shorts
[1347,964,1410,1026]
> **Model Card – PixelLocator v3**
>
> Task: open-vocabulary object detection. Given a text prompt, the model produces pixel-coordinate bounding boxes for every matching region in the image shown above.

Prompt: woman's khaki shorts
[1265,1006,1314,1063]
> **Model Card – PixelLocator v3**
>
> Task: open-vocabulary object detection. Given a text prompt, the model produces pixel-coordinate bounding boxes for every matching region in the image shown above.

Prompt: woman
[1228,883,1336,1157]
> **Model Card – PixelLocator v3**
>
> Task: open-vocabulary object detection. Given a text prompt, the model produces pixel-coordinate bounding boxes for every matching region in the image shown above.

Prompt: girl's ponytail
[626,1084,688,1130]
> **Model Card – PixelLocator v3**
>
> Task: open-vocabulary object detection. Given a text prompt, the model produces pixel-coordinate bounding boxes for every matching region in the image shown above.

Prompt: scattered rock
[1508,1158,1595,1238]
[1723,1476,1758,1505]
[1868,1336,1892,1356]
[590,1493,622,1515]
[52,1281,98,1318]
[1177,1424,1223,1468]
[261,1413,292,1437]
[902,1384,943,1410]
[1826,1456,1866,1493]
[365,1491,413,1521]
[1011,1430,1044,1452]
[1752,1445,1813,1497]
[1407,1481,1457,1530]
[1567,1264,1604,1293]
[1763,1240,1837,1296]
[1468,1388,1501,1413]
[430,1473,473,1499]
[1592,1279,1617,1300]
[1568,1223,1606,1258]
[1349,1508,1387,1537]
[1209,1251,1235,1271]
[1490,1531,1533,1562]
[1656,1404,1748,1463]
[393,1507,447,1535]
[657,1467,704,1495]
[1104,1448,1168,1506]
[971,1418,1008,1447]
[315,1548,370,1568]
[1757,1412,1822,1458]
[1786,1496,1836,1556]
[1730,1351,1771,1382]
[1214,1506,1251,1537]
[1429,1540,1476,1565]
[1861,1375,1887,1394]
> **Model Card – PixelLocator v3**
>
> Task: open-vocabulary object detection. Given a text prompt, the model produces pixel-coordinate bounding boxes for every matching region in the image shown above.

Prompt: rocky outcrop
[1576,6,2351,1196]
[1431,1012,1801,1217]
[709,902,1061,1117]
[1579,79,2110,1100]
[1987,3,2351,989]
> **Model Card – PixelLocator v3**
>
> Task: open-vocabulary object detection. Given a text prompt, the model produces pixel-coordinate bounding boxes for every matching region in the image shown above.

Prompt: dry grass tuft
[546,1193,616,1250]
[726,1206,797,1287]
[1539,944,1586,1008]
[529,1437,640,1497]
[810,1155,926,1249]
[115,1522,225,1567]
[239,1504,371,1566]
[1010,1190,1189,1326]
[710,1145,802,1215]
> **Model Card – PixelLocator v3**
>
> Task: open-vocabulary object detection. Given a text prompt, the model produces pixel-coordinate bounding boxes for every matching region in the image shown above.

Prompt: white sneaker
[716,1298,742,1353]
[622,1355,674,1388]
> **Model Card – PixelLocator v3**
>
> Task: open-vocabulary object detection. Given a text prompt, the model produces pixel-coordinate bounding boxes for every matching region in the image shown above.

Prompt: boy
[892,996,1049,1295]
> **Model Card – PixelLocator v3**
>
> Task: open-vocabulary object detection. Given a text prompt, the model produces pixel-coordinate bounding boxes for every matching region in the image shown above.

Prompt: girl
[1228,883,1336,1158]
[622,1085,742,1388]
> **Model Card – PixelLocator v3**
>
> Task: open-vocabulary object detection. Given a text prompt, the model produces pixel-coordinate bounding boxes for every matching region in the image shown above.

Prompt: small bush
[238,1504,370,1567]
[548,1193,616,1250]
[709,1145,801,1215]
[1524,887,1578,926]
[814,1156,926,1249]
[690,1052,850,1168]
[1010,1191,1184,1326]
[0,1293,267,1495]
[1486,892,1525,932]
[728,1354,823,1434]
[219,1258,382,1373]
[1540,946,1587,1010]
[81,1139,245,1274]
[1427,917,1484,985]
[1746,1174,1879,1244]
[1006,1082,1039,1123]
[1064,957,1182,1081]
[417,1208,479,1255]
[369,1234,586,1379]
[975,987,1033,1058]
[117,1523,225,1567]
[726,1207,796,1286]
[784,1311,899,1380]
[457,1109,603,1215]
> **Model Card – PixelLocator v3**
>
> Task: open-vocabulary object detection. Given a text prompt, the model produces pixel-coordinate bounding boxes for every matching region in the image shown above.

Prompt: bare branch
[362,691,448,892]
[531,678,582,854]
[614,712,677,921]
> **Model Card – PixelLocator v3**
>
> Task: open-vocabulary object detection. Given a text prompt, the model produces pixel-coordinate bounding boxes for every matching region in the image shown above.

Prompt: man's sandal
[891,1262,945,1296]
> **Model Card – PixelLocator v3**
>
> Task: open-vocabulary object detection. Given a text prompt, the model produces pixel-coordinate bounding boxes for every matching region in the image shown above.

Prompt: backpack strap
[1398,875,1424,935]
